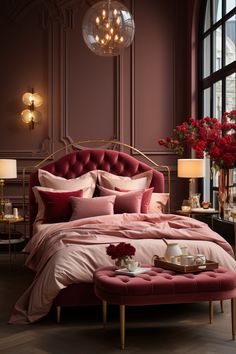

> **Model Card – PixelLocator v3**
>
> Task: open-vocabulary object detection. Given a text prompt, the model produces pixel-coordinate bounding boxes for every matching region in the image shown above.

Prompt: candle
[181,205,191,212]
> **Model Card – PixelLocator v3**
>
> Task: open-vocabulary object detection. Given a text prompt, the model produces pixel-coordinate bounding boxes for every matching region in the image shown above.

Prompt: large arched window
[200,0,236,206]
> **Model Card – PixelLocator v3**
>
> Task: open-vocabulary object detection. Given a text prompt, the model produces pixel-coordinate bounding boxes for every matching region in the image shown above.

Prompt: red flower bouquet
[106,242,136,260]
[158,110,236,170]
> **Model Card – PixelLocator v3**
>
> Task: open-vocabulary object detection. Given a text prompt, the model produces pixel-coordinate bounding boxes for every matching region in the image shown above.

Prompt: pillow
[115,187,154,213]
[97,170,153,190]
[149,193,169,213]
[38,189,83,223]
[33,186,90,223]
[70,195,116,220]
[38,169,97,198]
[98,185,144,214]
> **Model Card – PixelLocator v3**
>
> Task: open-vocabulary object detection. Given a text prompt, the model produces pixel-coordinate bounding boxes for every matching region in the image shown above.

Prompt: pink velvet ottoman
[93,266,236,349]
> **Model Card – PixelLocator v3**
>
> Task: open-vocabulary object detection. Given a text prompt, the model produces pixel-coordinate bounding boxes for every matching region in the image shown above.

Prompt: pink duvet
[9,213,236,324]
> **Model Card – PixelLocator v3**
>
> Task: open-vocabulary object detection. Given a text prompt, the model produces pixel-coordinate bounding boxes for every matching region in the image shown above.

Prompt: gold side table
[0,216,25,264]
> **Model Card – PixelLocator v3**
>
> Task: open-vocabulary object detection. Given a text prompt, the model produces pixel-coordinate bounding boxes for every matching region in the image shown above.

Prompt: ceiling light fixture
[82,0,135,56]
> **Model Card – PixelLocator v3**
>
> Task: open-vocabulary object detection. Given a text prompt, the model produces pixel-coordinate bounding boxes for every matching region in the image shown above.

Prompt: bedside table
[175,209,219,229]
[0,216,25,264]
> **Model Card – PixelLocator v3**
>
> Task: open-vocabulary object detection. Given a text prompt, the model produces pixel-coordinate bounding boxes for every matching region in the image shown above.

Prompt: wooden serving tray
[153,256,218,273]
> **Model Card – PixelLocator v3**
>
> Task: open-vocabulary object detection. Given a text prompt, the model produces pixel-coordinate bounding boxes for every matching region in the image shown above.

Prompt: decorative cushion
[38,169,97,198]
[38,189,83,223]
[149,193,169,213]
[97,170,153,190]
[98,185,144,214]
[115,187,154,213]
[70,195,116,220]
[33,186,90,224]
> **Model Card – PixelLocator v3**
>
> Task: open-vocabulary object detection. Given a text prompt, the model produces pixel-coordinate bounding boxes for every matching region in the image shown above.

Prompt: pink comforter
[9,213,236,324]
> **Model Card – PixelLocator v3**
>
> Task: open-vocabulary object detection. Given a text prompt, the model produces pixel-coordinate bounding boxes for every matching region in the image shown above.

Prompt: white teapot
[163,239,182,261]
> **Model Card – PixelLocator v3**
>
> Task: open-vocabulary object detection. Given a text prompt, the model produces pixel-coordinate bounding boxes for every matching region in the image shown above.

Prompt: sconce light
[21,89,42,129]
[82,0,135,56]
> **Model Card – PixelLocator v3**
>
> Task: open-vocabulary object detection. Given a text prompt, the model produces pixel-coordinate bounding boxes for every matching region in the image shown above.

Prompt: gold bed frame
[22,139,171,221]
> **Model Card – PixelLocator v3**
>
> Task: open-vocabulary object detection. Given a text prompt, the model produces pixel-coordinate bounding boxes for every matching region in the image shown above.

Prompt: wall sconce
[21,89,42,129]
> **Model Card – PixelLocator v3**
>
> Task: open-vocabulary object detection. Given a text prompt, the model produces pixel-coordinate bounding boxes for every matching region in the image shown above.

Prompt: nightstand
[0,216,25,264]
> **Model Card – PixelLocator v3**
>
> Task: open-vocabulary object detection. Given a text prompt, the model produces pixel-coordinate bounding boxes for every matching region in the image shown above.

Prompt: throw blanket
[9,213,236,324]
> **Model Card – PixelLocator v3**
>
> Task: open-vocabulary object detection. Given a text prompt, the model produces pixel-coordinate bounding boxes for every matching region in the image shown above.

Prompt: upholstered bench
[93,266,236,349]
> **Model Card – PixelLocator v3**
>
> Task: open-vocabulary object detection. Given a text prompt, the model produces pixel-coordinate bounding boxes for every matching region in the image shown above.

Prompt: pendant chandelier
[82,0,135,56]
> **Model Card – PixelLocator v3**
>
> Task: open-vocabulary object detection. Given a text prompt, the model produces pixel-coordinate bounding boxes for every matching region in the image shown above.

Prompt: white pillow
[38,169,97,198]
[97,170,153,190]
[149,193,169,213]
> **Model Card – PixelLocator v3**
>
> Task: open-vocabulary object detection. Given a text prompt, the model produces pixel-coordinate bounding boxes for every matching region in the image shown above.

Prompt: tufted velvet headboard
[29,149,165,235]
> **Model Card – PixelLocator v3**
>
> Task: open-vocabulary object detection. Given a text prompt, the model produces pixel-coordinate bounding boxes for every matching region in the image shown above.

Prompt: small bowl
[202,202,210,209]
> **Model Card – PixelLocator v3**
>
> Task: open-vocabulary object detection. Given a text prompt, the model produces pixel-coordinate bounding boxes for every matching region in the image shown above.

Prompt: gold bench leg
[209,301,213,324]
[120,305,125,350]
[102,300,107,326]
[220,300,224,313]
[56,306,61,324]
[231,298,236,340]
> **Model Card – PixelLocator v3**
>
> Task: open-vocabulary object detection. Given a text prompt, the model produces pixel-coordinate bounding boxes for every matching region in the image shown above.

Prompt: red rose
[106,242,136,259]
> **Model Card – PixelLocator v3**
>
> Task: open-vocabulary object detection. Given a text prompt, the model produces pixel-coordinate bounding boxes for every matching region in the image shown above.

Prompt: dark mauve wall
[0,0,201,212]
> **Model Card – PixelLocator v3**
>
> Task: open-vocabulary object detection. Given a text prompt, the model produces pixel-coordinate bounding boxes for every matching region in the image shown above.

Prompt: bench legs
[102,300,107,326]
[101,299,236,349]
[120,305,125,350]
[209,301,213,324]
[102,301,125,349]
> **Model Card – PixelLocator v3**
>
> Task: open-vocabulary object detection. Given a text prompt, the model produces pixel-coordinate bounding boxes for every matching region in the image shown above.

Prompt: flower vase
[115,257,130,269]
[218,168,233,219]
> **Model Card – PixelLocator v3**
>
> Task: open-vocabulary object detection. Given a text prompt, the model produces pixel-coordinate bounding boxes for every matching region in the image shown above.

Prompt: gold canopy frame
[22,139,171,222]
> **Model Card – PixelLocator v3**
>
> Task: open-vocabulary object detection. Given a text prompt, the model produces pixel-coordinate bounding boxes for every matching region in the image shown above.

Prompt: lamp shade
[0,159,17,179]
[177,159,205,178]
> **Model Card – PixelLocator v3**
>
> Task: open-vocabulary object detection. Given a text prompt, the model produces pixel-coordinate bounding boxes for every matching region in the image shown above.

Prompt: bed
[9,140,236,324]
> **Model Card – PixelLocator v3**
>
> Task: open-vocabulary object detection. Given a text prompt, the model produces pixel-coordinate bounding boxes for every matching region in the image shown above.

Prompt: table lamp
[0,159,17,218]
[177,158,205,200]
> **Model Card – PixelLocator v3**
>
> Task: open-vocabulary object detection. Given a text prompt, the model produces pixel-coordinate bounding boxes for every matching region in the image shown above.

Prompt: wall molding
[59,6,121,147]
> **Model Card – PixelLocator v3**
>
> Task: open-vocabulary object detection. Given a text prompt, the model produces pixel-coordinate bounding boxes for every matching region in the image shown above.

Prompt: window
[200,0,236,204]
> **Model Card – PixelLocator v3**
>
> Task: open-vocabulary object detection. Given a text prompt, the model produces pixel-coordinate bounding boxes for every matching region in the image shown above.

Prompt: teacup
[194,254,206,265]
[126,260,139,272]
[180,255,194,266]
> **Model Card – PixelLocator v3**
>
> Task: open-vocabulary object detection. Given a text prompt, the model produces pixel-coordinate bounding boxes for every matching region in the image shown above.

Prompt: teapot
[163,239,182,261]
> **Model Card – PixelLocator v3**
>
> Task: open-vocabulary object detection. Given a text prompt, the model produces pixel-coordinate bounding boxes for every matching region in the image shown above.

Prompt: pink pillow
[149,193,169,213]
[70,195,116,220]
[38,189,83,223]
[115,187,154,213]
[98,185,144,214]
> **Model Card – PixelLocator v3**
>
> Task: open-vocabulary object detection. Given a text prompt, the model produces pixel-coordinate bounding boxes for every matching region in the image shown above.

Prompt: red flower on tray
[106,242,136,260]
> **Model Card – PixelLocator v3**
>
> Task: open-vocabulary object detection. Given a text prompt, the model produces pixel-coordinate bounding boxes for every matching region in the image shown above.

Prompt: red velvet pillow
[115,187,154,213]
[38,189,83,223]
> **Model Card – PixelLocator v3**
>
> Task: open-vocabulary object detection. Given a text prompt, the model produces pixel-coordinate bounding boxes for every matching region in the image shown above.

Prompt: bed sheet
[9,213,236,324]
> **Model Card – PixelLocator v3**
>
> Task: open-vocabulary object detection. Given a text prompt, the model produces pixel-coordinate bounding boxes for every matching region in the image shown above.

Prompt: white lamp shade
[177,159,205,178]
[0,159,17,179]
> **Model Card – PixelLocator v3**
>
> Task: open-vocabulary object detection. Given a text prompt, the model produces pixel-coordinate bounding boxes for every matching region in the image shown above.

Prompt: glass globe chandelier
[82,0,135,56]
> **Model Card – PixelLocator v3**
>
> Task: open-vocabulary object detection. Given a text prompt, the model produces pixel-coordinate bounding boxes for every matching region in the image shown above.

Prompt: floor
[0,253,235,354]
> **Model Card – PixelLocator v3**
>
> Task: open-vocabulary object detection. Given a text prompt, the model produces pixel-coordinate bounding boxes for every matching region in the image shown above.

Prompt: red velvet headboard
[29,149,164,235]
